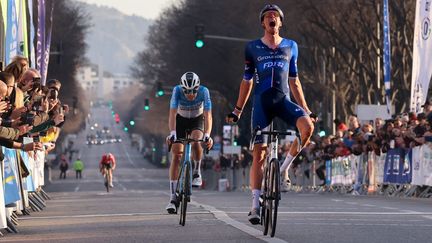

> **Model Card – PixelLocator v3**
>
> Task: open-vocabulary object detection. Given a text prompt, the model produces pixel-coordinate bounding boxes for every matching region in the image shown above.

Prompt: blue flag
[383,0,392,115]
[5,0,19,65]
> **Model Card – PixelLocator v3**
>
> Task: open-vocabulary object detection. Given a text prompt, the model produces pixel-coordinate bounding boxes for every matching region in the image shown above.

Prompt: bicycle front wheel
[179,161,191,226]
[269,158,280,237]
[104,169,110,192]
[262,164,270,235]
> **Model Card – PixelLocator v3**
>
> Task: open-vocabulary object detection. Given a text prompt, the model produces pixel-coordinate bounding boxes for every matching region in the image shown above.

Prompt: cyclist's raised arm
[289,77,310,114]
[235,42,256,112]
[287,42,311,114]
[226,43,255,123]
[235,79,254,112]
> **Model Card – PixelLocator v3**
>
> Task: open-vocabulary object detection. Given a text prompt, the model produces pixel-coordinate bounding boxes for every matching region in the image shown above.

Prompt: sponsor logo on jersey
[263,61,285,69]
[257,54,288,62]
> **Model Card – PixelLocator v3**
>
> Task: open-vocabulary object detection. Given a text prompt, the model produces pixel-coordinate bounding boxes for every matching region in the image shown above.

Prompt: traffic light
[195,24,205,48]
[233,135,238,146]
[144,98,150,110]
[129,120,135,126]
[115,113,120,124]
[156,82,164,97]
[318,121,326,137]
[124,127,129,132]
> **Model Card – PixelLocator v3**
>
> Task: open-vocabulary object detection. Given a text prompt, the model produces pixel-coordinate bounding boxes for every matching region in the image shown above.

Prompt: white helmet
[180,72,200,90]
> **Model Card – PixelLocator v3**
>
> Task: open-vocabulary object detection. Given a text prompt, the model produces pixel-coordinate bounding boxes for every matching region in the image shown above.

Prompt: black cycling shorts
[176,114,204,140]
[103,163,112,169]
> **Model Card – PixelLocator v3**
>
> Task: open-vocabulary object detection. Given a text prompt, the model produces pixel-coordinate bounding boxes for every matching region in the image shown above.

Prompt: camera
[31,95,44,111]
[32,77,41,90]
[20,113,35,125]
[49,89,58,100]
[33,136,40,142]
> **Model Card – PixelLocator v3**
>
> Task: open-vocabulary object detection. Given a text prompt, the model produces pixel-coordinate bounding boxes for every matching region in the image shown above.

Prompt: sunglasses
[183,88,198,94]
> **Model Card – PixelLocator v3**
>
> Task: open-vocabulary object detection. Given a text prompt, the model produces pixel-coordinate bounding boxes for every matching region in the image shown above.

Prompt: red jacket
[99,153,116,168]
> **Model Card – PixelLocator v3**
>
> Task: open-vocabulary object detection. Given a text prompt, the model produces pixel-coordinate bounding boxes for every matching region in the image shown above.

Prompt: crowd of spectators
[280,101,432,186]
[0,55,67,157]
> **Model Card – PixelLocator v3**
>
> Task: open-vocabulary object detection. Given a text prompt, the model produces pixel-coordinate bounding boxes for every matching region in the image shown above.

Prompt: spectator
[348,115,361,134]
[375,117,384,130]
[73,157,84,179]
[241,147,252,190]
[422,99,432,116]
[414,113,428,137]
[59,154,68,179]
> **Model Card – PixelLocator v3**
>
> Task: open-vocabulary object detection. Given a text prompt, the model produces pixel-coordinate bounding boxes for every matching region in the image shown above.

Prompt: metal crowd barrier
[1,148,52,236]
[283,145,432,199]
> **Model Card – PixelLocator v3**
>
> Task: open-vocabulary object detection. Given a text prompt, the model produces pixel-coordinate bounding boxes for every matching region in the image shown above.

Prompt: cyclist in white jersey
[165,72,213,214]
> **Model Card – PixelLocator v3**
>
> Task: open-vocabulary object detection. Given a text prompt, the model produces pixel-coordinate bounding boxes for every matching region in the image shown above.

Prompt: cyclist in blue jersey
[165,72,213,214]
[226,4,316,225]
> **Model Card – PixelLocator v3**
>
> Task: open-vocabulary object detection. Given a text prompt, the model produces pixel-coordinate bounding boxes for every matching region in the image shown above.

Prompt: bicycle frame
[178,141,193,197]
[251,125,295,237]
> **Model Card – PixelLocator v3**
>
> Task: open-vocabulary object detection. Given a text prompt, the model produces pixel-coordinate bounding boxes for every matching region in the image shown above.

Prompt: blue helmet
[259,4,284,22]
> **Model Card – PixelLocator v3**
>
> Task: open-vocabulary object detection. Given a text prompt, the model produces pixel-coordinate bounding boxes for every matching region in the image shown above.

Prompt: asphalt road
[2,106,432,243]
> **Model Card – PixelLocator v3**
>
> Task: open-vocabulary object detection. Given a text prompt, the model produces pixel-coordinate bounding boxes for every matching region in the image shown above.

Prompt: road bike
[102,166,112,193]
[251,125,295,237]
[169,131,207,226]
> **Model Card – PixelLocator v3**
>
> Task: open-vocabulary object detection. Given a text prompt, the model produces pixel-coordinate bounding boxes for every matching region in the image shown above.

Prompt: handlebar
[168,138,210,154]
[249,126,298,150]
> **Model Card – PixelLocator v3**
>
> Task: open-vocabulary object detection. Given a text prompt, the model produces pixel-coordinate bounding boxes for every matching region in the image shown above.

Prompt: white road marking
[192,201,288,243]
[423,216,432,220]
[223,211,432,215]
[19,211,211,220]
[74,186,80,192]
[360,204,376,207]
[331,199,343,202]
[121,143,136,167]
[278,222,432,227]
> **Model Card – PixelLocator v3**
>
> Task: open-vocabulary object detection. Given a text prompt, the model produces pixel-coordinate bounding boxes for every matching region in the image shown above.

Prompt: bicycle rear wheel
[179,162,191,226]
[269,158,280,237]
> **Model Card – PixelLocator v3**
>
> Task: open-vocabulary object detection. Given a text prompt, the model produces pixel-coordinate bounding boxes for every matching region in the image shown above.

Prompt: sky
[78,0,177,19]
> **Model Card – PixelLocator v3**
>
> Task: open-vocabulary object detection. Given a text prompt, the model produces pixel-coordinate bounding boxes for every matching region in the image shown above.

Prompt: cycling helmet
[180,72,200,90]
[259,4,284,22]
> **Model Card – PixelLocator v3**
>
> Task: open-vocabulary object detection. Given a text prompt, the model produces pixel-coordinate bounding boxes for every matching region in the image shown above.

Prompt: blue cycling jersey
[244,38,298,97]
[170,85,212,118]
[243,38,307,144]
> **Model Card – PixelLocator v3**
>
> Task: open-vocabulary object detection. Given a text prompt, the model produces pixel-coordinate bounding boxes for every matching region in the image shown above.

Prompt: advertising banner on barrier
[0,165,7,229]
[331,156,353,186]
[384,148,411,184]
[3,147,21,205]
[374,153,386,184]
[420,144,432,186]
[367,152,375,192]
[19,150,36,192]
[35,150,46,187]
[412,146,423,185]
[354,154,365,192]
[325,160,332,185]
